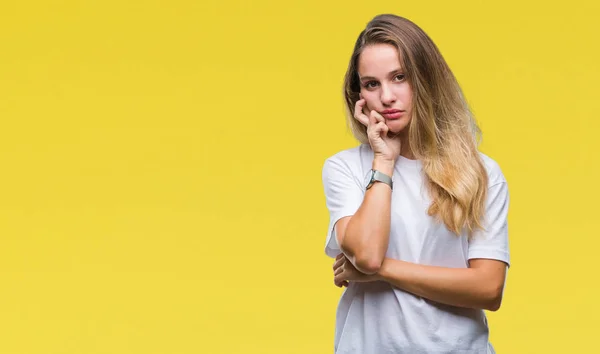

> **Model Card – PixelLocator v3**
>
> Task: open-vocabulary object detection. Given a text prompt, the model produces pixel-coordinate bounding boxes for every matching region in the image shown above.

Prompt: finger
[334,273,345,285]
[371,110,385,124]
[355,98,367,113]
[333,257,345,270]
[336,253,344,260]
[380,122,389,136]
[354,99,369,126]
[334,261,345,275]
[368,110,378,126]
[373,122,388,137]
[367,116,386,133]
[335,279,349,288]
[333,257,346,269]
[362,105,371,120]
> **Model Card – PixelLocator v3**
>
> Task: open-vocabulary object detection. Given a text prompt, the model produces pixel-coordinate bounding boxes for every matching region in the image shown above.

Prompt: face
[357,43,413,134]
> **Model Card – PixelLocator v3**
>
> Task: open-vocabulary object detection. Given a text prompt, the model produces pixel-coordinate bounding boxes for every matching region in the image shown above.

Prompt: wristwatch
[364,169,393,190]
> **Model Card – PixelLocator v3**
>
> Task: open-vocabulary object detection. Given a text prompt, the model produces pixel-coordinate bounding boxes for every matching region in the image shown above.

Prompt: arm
[332,158,510,309]
[375,258,507,311]
[335,157,394,274]
[374,170,511,310]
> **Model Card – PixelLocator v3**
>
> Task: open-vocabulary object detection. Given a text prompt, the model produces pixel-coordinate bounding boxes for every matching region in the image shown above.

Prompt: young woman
[321,14,510,353]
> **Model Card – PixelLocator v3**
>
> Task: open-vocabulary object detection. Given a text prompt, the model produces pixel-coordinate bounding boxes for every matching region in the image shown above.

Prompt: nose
[380,84,396,105]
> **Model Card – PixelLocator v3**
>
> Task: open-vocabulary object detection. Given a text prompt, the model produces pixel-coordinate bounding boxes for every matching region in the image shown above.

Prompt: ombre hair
[343,14,488,237]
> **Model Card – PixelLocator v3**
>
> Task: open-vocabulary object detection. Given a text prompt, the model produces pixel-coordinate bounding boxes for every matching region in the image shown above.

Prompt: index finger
[354,99,369,126]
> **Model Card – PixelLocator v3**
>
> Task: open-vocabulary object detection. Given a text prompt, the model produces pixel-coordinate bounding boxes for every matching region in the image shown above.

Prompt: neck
[397,130,416,160]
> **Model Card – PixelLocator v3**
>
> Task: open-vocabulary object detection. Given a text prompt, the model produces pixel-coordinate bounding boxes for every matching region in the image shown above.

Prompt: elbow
[483,287,504,312]
[485,297,502,312]
[339,243,384,275]
[353,255,384,275]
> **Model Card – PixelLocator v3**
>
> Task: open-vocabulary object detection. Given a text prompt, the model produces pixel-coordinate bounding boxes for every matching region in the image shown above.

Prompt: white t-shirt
[322,144,510,354]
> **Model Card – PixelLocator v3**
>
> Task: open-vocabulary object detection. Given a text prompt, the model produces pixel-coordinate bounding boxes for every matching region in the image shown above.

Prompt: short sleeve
[322,156,365,258]
[468,181,511,267]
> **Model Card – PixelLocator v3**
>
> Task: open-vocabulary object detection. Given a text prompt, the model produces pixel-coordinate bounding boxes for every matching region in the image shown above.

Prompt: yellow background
[1,1,598,353]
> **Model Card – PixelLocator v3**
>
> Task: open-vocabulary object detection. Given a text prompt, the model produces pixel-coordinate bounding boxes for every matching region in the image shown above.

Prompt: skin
[331,43,508,311]
[357,43,414,160]
[333,44,406,274]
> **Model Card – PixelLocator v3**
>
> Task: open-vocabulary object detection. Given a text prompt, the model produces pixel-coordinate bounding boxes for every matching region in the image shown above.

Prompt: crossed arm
[327,154,508,311]
[333,216,508,311]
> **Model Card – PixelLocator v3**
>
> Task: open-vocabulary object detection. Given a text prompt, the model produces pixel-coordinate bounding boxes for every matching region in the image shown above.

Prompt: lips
[381,109,405,119]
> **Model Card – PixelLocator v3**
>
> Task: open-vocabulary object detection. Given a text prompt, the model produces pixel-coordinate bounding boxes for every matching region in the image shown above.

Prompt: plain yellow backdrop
[1,0,598,353]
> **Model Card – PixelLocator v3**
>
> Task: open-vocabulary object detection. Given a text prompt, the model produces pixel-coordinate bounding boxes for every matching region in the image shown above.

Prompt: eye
[364,81,378,89]
[394,74,406,81]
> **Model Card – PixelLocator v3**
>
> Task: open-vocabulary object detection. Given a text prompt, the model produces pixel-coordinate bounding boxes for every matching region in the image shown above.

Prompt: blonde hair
[343,14,488,237]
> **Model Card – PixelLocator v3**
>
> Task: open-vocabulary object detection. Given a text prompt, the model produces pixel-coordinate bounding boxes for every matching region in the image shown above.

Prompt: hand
[333,253,378,287]
[354,97,402,162]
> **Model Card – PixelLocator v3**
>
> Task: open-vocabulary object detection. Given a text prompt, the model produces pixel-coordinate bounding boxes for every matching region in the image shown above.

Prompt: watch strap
[367,169,393,190]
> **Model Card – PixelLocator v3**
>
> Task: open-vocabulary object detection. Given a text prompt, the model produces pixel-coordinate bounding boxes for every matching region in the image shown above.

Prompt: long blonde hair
[343,14,488,237]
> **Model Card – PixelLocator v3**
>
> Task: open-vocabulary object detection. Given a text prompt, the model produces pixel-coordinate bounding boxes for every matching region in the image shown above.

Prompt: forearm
[375,258,503,311]
[341,158,394,274]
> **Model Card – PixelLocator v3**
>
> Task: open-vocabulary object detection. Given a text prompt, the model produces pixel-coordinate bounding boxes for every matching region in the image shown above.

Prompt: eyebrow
[359,68,404,82]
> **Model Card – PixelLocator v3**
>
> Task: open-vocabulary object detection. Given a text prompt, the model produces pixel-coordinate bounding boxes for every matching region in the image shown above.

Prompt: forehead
[358,44,403,76]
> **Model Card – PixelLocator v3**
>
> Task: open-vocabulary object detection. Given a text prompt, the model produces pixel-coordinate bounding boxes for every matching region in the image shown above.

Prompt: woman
[322,14,510,353]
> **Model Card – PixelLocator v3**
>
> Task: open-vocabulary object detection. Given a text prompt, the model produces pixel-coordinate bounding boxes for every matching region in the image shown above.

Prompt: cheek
[405,86,414,101]
[361,92,376,109]
[398,85,412,100]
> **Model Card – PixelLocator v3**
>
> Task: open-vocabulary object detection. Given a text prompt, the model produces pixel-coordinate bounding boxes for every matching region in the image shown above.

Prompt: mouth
[381,110,405,120]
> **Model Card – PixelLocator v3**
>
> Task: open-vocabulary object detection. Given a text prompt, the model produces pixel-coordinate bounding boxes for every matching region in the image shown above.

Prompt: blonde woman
[322,14,510,353]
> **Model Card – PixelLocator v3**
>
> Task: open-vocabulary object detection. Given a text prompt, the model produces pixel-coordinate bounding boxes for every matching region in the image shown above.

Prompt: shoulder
[323,144,371,172]
[478,152,506,186]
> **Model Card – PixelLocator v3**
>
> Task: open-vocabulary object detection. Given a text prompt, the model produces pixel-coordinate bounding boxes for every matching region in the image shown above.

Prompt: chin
[386,119,410,134]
